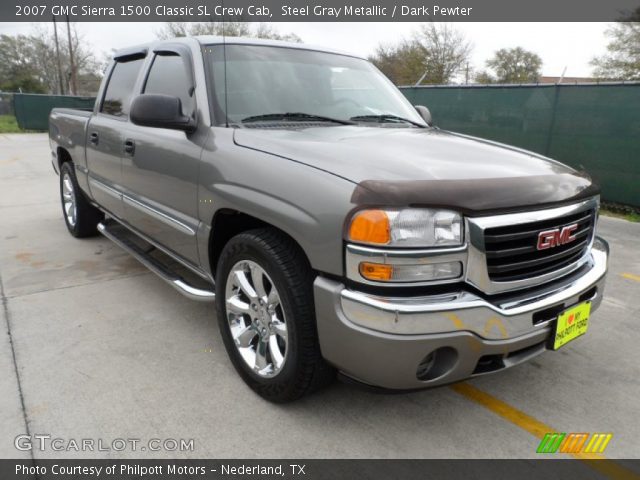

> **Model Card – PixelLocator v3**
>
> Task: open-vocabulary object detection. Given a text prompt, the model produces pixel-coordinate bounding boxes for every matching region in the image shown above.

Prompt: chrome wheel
[62,172,77,227]
[225,260,288,378]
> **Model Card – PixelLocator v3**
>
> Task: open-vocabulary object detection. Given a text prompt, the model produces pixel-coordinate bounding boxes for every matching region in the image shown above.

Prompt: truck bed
[49,108,92,174]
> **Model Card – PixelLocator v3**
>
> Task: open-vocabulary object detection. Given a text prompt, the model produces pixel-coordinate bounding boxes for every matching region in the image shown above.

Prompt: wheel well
[209,210,310,276]
[57,147,72,170]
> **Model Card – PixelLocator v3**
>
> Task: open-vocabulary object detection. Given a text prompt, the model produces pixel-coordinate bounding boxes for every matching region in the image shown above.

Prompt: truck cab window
[101,57,144,117]
[205,44,424,127]
[144,53,195,117]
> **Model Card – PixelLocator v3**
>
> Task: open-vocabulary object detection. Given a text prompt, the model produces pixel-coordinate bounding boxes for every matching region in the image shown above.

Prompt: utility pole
[65,15,77,96]
[52,16,65,95]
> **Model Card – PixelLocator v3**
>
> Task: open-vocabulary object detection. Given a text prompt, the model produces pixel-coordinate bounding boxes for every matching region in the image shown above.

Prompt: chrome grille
[484,209,596,282]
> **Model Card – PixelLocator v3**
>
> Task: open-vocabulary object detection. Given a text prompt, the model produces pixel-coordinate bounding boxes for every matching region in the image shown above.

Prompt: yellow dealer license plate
[553,301,591,350]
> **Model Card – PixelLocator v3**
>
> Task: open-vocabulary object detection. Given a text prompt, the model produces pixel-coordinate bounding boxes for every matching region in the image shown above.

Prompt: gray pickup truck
[49,37,609,402]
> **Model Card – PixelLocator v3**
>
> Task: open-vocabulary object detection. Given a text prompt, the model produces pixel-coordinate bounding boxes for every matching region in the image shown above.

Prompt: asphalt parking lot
[1,133,639,463]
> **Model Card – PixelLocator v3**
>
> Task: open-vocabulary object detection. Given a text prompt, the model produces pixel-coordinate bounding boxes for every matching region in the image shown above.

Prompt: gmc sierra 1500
[49,37,608,402]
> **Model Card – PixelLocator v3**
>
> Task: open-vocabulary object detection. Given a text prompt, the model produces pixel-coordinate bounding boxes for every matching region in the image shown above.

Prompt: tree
[413,23,473,84]
[0,25,103,95]
[156,22,301,42]
[29,24,102,95]
[485,47,542,83]
[369,41,427,85]
[591,12,640,80]
[369,23,472,85]
[253,23,302,42]
[474,70,495,84]
[0,34,46,93]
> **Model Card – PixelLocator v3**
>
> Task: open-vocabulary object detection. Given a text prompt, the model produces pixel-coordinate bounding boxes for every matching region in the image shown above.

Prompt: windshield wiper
[350,114,426,128]
[241,112,356,125]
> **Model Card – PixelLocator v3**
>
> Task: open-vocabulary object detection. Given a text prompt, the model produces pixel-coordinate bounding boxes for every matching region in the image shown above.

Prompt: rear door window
[101,57,145,117]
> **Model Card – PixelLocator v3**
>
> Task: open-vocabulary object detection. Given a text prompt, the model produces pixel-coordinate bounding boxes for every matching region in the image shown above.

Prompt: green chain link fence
[400,83,640,207]
[0,93,15,116]
[9,85,640,207]
[13,93,95,131]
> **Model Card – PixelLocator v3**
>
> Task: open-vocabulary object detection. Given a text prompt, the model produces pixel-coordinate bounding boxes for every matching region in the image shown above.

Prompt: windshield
[204,44,426,127]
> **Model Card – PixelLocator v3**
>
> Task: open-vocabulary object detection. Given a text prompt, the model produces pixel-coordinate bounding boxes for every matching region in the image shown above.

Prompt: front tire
[215,228,334,402]
[59,162,103,238]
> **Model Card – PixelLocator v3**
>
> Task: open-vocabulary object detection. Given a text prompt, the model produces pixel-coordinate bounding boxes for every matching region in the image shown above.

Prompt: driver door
[119,47,204,265]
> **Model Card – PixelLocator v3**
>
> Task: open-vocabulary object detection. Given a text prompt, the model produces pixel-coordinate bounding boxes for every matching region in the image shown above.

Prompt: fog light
[358,261,462,282]
[359,262,393,281]
[416,347,458,381]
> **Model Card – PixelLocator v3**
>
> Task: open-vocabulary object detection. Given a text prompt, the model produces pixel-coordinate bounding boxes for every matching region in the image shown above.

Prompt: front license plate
[553,301,591,350]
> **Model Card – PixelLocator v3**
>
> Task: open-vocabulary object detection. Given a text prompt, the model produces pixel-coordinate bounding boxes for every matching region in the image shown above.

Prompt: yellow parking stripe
[622,273,640,282]
[450,383,640,480]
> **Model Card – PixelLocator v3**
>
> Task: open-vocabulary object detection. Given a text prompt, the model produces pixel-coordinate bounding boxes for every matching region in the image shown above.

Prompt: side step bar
[97,222,215,302]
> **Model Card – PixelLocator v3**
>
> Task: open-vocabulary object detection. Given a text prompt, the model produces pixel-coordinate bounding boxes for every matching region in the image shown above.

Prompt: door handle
[89,132,99,145]
[123,139,135,156]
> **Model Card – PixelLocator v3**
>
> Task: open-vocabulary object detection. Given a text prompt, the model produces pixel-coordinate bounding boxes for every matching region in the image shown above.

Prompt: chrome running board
[98,222,215,302]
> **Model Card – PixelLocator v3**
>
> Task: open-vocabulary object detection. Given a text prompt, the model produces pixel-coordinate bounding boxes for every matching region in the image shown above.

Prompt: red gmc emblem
[537,224,579,250]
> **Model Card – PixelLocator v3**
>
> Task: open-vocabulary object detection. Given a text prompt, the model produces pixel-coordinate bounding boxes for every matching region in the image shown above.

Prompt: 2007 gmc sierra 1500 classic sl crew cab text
[49,37,609,402]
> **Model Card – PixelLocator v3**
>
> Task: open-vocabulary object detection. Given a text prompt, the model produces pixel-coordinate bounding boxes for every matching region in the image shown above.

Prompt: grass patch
[600,208,640,223]
[0,115,22,133]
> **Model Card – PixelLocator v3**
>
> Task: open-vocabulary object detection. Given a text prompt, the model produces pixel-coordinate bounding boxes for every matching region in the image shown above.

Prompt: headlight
[348,208,463,247]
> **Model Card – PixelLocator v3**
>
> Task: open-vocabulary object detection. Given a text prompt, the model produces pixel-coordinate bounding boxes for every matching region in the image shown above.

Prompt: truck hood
[233,126,598,214]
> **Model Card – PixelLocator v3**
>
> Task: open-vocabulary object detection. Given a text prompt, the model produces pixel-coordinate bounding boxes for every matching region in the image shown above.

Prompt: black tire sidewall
[59,162,102,237]
[59,162,81,236]
[215,233,307,399]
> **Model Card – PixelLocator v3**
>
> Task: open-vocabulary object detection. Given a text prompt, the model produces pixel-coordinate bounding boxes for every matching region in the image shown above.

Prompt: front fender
[197,128,356,277]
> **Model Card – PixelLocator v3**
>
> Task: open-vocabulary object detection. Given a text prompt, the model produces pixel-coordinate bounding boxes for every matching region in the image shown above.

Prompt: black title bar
[3,459,640,480]
[5,0,640,22]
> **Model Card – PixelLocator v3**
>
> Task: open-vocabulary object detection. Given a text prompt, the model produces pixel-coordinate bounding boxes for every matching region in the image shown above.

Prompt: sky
[0,22,610,78]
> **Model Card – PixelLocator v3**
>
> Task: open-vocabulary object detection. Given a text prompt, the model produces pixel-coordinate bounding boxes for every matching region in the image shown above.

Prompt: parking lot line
[621,273,640,282]
[450,383,640,480]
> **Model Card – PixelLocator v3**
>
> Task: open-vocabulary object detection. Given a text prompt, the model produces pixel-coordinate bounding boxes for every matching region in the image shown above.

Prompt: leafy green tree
[591,13,640,80]
[474,70,495,84]
[0,25,102,95]
[369,41,426,85]
[485,47,542,83]
[0,34,46,93]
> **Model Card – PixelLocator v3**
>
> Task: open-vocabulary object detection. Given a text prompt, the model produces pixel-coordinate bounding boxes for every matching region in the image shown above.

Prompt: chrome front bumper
[314,237,609,390]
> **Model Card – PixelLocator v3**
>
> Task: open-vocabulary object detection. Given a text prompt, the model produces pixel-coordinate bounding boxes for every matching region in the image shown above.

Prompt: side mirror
[415,105,433,126]
[130,94,196,132]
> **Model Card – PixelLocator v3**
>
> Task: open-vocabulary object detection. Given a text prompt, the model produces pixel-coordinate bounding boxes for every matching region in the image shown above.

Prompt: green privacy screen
[13,94,95,131]
[12,87,639,206]
[400,83,640,207]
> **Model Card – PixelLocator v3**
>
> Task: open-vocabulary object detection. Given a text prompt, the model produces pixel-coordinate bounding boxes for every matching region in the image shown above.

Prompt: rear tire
[215,228,334,402]
[59,162,103,238]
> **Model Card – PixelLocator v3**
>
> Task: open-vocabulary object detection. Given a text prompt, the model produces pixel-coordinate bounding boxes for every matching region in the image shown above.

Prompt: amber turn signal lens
[359,262,393,281]
[349,210,390,244]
